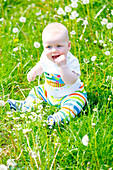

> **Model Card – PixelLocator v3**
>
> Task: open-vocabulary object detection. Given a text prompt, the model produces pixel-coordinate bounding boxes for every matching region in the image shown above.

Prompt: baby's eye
[57,45,62,47]
[46,46,51,49]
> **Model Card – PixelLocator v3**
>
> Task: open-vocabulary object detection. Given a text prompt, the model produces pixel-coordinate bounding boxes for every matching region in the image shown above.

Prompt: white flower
[71,0,79,2]
[111,10,113,15]
[0,18,4,21]
[99,40,104,43]
[83,58,89,63]
[92,123,96,127]
[91,56,96,62]
[57,7,66,15]
[83,20,88,25]
[65,6,72,13]
[13,47,18,52]
[7,159,17,168]
[82,134,89,146]
[70,30,76,35]
[101,18,108,25]
[94,40,97,43]
[23,128,32,134]
[0,164,7,170]
[93,108,97,112]
[0,100,5,106]
[70,11,79,19]
[35,10,41,16]
[82,0,89,4]
[19,17,26,23]
[34,42,40,48]
[12,27,19,33]
[105,51,110,55]
[71,2,78,8]
[106,23,113,29]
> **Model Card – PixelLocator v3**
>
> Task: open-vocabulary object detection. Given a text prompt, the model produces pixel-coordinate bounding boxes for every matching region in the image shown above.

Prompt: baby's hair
[42,22,69,42]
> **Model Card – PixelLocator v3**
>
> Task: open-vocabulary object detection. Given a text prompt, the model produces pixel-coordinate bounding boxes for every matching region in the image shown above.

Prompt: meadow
[0,0,113,169]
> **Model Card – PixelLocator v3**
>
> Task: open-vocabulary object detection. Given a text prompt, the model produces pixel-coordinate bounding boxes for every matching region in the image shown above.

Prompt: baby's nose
[51,47,57,53]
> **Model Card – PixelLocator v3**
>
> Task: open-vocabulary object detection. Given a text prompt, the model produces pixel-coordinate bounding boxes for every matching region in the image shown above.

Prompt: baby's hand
[55,55,67,67]
[27,70,36,82]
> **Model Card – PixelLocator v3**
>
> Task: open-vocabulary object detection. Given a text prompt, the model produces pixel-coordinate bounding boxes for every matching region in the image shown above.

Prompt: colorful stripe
[45,78,65,87]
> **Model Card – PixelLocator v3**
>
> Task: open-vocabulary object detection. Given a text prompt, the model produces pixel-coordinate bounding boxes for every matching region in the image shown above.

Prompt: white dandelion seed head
[0,18,4,21]
[19,17,26,23]
[12,27,19,33]
[83,20,88,25]
[106,23,113,29]
[65,6,72,13]
[0,164,7,170]
[111,10,113,15]
[0,100,5,106]
[34,42,40,48]
[105,51,110,55]
[101,18,108,25]
[71,2,78,8]
[70,30,76,35]
[82,0,89,4]
[57,7,66,15]
[71,0,79,2]
[91,56,96,62]
[82,134,89,146]
[13,47,18,52]
[71,11,79,19]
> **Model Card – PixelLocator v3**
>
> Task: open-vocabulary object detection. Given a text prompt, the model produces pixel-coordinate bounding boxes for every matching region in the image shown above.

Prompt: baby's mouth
[52,55,60,60]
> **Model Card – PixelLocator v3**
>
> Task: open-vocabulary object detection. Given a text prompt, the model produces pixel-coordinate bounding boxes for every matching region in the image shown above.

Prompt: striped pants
[23,83,87,125]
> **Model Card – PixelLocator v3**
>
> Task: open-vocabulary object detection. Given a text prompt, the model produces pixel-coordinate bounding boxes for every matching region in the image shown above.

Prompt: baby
[7,22,87,127]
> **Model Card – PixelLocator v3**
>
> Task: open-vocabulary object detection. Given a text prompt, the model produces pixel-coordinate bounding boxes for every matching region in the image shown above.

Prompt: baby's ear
[68,41,71,51]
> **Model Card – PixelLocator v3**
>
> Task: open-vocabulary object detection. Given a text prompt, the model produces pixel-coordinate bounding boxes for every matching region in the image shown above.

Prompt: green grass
[0,0,113,169]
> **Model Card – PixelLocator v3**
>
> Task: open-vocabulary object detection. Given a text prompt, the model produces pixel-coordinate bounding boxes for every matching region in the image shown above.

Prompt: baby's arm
[27,61,43,82]
[55,55,78,85]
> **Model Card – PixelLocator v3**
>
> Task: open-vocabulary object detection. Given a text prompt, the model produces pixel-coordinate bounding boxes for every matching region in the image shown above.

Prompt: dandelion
[19,17,26,23]
[111,10,113,15]
[70,11,79,19]
[106,23,113,29]
[83,20,88,25]
[92,123,96,127]
[65,6,72,13]
[82,134,89,146]
[105,51,110,55]
[71,0,79,2]
[82,0,89,4]
[99,40,104,43]
[101,18,108,25]
[34,42,40,48]
[71,2,78,8]
[23,128,32,134]
[83,58,89,63]
[57,7,66,15]
[0,164,7,170]
[91,56,96,62]
[0,100,5,106]
[13,47,18,52]
[12,27,19,33]
[0,18,4,22]
[35,10,41,16]
[70,30,76,35]
[7,159,17,168]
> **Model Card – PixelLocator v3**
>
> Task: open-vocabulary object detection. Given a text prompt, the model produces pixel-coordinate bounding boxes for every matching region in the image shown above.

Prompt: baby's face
[42,32,71,63]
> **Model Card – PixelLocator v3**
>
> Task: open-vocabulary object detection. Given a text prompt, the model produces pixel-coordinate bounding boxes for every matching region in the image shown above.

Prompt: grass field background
[0,0,113,169]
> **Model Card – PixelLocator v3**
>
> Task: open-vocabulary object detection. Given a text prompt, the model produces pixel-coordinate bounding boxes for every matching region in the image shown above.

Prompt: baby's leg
[7,85,47,112]
[48,91,87,126]
[22,85,47,112]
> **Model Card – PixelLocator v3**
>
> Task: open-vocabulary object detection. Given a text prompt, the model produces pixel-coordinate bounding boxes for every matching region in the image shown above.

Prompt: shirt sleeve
[69,57,81,76]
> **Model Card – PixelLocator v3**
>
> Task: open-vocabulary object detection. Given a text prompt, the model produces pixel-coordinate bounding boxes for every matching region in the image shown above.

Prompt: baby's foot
[47,115,55,128]
[7,99,17,111]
